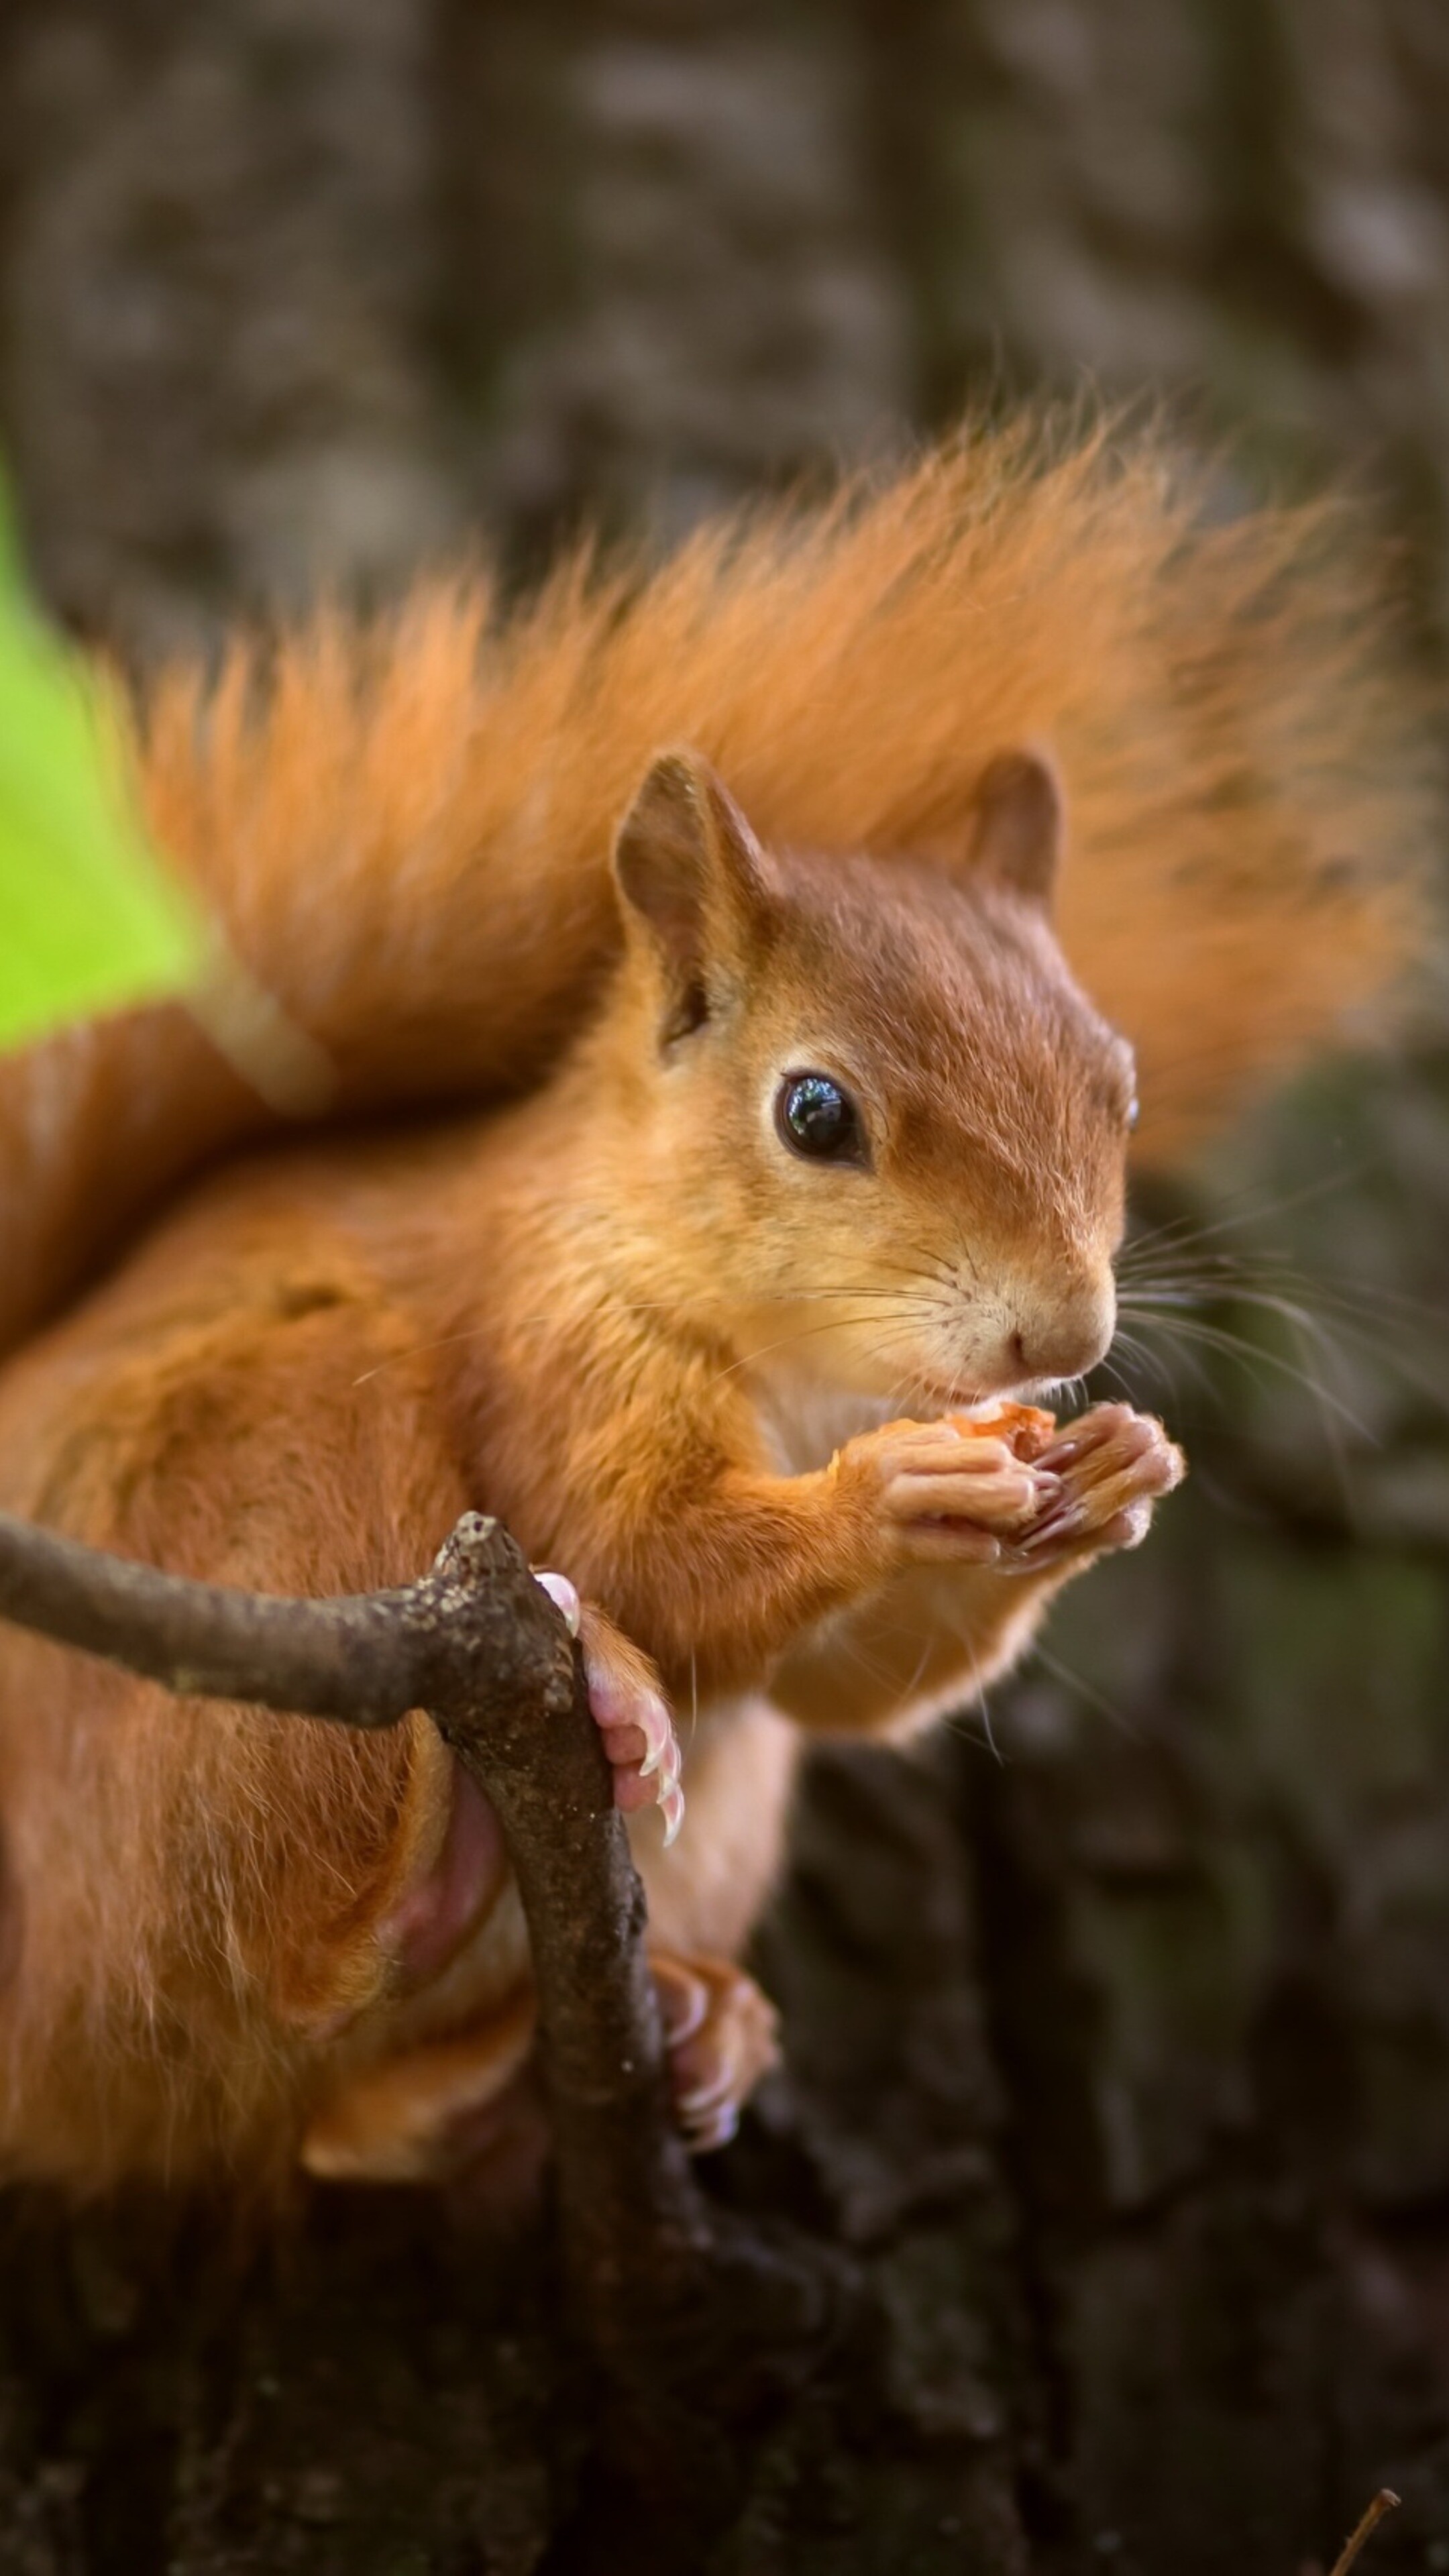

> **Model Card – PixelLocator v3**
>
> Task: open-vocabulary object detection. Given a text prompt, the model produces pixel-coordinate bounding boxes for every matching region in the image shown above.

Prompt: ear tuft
[967,749,1065,913]
[612,749,771,1035]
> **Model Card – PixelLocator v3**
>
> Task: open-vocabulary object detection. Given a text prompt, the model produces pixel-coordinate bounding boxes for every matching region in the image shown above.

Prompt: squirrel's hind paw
[532,1573,684,1843]
[653,1952,780,2153]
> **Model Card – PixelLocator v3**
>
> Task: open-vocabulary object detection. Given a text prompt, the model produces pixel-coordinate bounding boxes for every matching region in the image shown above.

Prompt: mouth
[909,1368,1048,1415]
[916,1380,991,1413]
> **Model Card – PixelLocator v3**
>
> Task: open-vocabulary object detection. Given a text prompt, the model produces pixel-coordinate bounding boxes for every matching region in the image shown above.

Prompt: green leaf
[0,496,202,1053]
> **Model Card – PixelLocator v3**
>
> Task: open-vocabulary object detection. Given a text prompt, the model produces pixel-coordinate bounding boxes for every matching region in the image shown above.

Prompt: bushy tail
[0,414,1432,1355]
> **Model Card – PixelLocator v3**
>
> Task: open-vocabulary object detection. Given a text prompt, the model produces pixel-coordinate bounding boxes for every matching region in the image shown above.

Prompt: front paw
[533,1573,683,1845]
[835,1415,1058,1570]
[1008,1405,1185,1572]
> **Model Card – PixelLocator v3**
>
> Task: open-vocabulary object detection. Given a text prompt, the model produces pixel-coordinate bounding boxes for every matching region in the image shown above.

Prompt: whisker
[1028,1639,1143,1742]
[938,1647,1004,1766]
[1103,1324,1187,1398]
[1120,1245,1449,1413]
[352,1280,943,1387]
[1123,1252,1448,1343]
[900,1240,961,1293]
[1119,1165,1366,1264]
[1115,1306,1372,1441]
[1093,1356,1138,1399]
[701,1307,937,1393]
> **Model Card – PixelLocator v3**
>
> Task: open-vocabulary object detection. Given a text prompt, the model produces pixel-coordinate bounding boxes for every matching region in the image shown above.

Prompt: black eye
[775,1071,866,1164]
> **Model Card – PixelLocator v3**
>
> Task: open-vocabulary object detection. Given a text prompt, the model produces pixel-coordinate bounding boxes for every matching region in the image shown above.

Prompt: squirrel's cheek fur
[0,418,1428,2190]
[593,837,1131,1409]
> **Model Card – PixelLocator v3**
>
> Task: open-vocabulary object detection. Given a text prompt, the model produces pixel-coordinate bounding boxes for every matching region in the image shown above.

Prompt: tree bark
[0,1505,845,2547]
[3,2,1449,2568]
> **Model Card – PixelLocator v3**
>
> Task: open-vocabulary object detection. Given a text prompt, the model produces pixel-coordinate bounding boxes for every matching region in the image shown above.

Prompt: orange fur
[2,739,1173,2191]
[0,416,1430,2192]
[0,415,1428,1357]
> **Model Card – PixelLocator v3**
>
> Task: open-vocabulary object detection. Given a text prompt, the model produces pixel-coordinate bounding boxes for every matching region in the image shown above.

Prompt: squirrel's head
[607,749,1137,1410]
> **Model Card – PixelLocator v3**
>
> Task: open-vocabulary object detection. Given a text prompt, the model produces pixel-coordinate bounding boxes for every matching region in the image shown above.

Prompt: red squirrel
[0,421,1426,2193]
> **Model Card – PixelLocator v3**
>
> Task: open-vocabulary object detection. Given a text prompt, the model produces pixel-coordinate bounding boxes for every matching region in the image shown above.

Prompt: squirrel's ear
[613,750,773,1034]
[966,749,1065,914]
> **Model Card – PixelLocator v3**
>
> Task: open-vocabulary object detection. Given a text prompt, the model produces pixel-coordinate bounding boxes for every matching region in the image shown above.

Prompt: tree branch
[0,1507,429,1721]
[0,1517,708,2397]
[0,1506,838,2508]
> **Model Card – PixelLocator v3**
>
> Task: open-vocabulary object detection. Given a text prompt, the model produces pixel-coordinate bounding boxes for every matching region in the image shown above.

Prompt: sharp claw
[637,1693,676,1778]
[687,2100,740,2154]
[661,1784,685,1848]
[677,2065,735,2120]
[532,1569,581,1637]
[656,1972,709,2047]
[1021,1503,1085,1552]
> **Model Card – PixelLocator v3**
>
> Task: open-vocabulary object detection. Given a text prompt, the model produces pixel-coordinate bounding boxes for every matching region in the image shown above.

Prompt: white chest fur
[745,1366,899,1479]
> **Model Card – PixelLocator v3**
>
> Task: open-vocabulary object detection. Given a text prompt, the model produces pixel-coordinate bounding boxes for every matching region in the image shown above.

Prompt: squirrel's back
[0,413,1431,1353]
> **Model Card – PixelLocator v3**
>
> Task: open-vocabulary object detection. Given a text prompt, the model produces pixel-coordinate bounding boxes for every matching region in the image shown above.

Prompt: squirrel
[0,417,1428,2193]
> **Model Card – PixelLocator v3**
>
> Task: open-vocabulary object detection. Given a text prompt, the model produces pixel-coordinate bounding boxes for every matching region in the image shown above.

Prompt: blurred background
[2,5,1449,2572]
[9,0,1449,649]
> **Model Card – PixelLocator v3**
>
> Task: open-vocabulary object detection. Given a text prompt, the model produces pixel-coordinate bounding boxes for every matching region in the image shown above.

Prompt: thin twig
[0,1507,430,1722]
[1328,2488,1401,2576]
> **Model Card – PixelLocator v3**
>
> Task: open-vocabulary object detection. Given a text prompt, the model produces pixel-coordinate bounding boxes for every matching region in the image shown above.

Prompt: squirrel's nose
[1008,1279,1114,1384]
